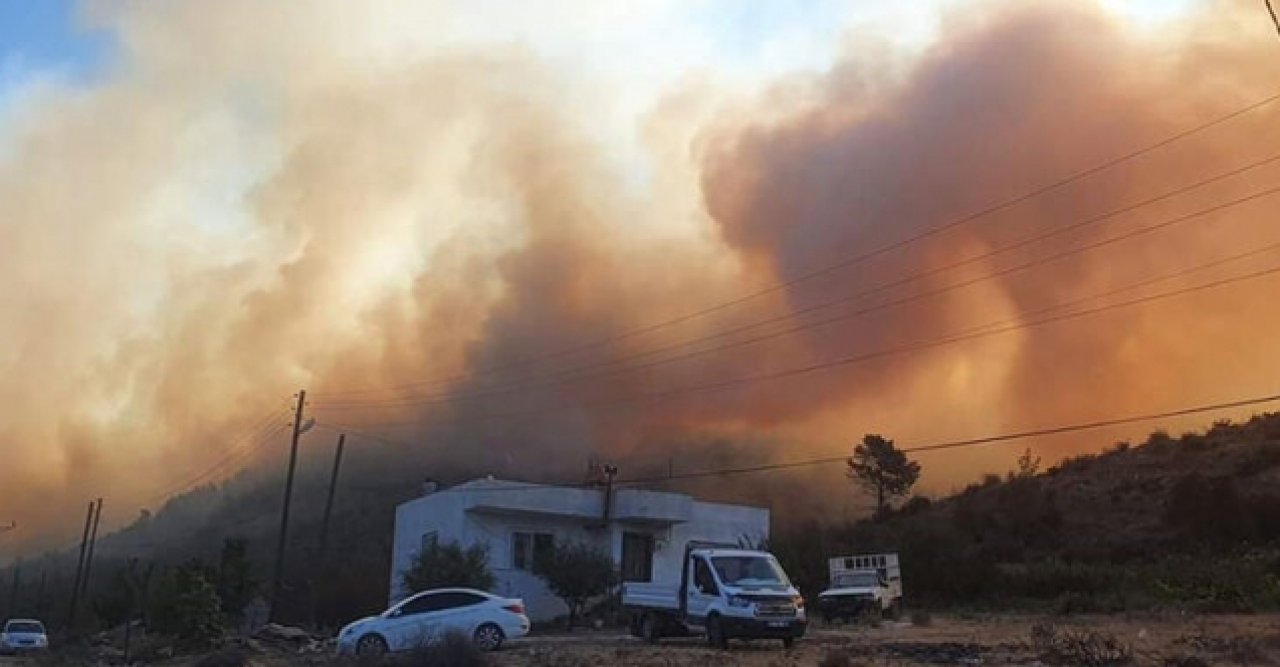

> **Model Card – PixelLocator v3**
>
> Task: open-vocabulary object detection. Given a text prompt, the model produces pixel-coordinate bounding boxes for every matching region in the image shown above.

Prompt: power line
[313,183,1280,410]
[327,390,1280,493]
[145,409,290,506]
[1267,0,1280,40]
[613,391,1280,486]
[316,247,1280,430]
[311,91,1280,400]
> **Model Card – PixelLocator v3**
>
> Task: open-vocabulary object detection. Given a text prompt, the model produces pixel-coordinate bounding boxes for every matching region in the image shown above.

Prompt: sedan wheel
[474,623,505,651]
[355,633,388,657]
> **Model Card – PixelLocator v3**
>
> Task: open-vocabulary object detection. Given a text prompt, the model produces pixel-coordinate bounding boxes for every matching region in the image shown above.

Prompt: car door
[432,592,489,637]
[685,556,720,625]
[383,593,443,651]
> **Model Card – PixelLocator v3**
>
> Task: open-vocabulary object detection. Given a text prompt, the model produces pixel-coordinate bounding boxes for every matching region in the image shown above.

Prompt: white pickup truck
[622,542,807,648]
[816,553,903,622]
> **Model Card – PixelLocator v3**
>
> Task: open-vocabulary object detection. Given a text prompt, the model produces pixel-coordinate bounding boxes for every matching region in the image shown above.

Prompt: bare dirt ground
[487,614,1280,666]
[9,613,1280,666]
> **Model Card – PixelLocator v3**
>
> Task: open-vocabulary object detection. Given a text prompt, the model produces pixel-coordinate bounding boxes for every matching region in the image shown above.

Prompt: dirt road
[491,614,1280,666]
[35,613,1280,665]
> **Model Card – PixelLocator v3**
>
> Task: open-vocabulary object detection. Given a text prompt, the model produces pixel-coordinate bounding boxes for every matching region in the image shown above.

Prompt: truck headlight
[727,595,751,608]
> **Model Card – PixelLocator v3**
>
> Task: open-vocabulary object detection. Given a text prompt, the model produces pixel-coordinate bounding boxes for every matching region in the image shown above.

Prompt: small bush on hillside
[1145,430,1176,451]
[401,540,495,594]
[1165,474,1254,544]
[899,495,932,515]
[1236,446,1280,475]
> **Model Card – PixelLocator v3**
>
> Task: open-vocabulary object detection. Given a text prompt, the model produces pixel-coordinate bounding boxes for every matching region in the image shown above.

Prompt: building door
[620,531,654,582]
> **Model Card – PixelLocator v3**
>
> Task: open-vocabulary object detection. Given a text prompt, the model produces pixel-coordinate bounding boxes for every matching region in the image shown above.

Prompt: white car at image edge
[0,619,48,654]
[337,588,529,656]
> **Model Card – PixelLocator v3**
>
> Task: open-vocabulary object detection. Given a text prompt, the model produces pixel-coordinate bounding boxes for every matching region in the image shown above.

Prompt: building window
[512,532,554,571]
[621,532,654,582]
[420,531,438,553]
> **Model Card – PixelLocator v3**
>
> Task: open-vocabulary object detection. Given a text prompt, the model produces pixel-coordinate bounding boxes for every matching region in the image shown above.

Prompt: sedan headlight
[727,595,752,608]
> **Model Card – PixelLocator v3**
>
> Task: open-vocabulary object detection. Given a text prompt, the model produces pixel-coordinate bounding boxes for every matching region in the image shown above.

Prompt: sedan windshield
[711,556,790,588]
[5,622,44,634]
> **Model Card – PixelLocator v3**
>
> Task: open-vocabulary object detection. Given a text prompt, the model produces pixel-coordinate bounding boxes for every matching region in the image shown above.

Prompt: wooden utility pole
[269,390,307,621]
[317,433,346,561]
[79,499,104,601]
[66,501,95,627]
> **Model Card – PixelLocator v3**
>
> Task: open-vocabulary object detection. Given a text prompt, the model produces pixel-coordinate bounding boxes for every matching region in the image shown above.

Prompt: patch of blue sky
[0,0,114,146]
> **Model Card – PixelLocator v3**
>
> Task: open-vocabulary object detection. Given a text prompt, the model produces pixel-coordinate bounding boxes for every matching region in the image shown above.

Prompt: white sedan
[337,588,529,656]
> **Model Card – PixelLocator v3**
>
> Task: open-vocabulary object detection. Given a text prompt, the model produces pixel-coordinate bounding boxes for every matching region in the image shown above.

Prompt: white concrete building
[391,477,770,622]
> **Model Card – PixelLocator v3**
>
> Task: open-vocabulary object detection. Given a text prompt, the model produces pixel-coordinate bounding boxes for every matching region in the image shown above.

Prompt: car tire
[355,633,388,658]
[473,623,505,652]
[705,614,727,650]
[642,614,661,644]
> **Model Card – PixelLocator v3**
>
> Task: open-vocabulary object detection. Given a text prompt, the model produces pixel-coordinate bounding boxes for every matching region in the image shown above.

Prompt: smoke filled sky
[2,0,1279,558]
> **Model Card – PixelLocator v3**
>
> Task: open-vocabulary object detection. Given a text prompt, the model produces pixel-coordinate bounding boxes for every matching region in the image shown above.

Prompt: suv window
[5,621,44,634]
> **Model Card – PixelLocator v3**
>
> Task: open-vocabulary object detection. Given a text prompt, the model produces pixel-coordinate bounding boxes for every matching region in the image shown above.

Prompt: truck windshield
[833,572,881,587]
[5,621,44,634]
[711,556,790,588]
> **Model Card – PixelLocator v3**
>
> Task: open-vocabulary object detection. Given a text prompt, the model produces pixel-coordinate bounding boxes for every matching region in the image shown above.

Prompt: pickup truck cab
[623,544,806,648]
[817,553,903,622]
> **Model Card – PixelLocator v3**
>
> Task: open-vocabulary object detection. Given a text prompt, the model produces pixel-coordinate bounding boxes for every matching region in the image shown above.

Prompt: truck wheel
[642,614,661,644]
[886,600,902,620]
[705,615,728,649]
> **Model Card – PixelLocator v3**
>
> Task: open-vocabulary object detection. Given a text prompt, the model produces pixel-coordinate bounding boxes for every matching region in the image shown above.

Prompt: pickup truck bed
[621,583,681,611]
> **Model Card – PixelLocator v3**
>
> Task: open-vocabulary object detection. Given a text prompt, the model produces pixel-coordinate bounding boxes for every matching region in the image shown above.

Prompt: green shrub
[534,541,615,629]
[147,561,225,647]
[400,540,495,594]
